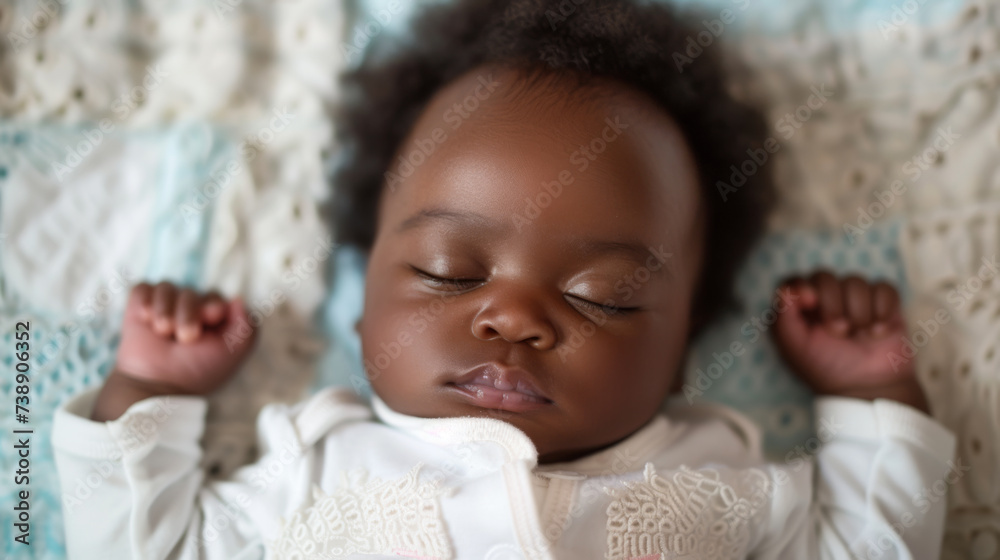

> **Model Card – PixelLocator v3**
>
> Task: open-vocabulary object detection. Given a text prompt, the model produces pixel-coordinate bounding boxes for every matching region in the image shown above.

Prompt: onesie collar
[371,395,540,467]
[371,395,676,475]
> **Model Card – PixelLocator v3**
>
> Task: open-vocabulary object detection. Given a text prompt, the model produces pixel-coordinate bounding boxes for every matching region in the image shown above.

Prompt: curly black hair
[330,0,775,333]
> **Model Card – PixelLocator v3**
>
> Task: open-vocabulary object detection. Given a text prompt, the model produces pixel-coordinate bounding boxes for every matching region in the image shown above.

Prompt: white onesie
[52,386,957,559]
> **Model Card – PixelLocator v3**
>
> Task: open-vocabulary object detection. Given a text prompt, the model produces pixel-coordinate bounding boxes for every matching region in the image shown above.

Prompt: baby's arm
[755,272,956,558]
[53,283,304,558]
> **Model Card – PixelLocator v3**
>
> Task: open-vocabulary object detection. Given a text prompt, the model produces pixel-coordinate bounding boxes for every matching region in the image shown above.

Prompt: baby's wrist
[823,378,929,414]
[90,370,184,422]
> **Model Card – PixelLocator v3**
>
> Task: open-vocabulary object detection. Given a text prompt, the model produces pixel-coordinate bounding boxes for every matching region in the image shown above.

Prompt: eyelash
[410,266,638,317]
[411,267,484,291]
[566,295,637,317]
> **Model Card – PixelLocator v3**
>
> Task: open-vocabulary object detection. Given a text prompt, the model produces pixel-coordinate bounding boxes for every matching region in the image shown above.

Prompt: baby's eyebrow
[574,239,672,278]
[395,207,498,234]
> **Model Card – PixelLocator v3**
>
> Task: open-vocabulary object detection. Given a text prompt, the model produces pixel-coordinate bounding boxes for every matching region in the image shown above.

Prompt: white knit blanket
[0,0,997,558]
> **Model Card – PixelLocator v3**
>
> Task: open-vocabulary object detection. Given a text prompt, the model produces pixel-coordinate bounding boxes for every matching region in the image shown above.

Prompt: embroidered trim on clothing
[604,463,770,560]
[268,464,453,559]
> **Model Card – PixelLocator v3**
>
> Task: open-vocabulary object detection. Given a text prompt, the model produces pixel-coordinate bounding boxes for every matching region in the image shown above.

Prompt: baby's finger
[843,276,873,333]
[152,282,179,335]
[809,270,848,336]
[771,280,814,367]
[201,291,227,326]
[175,289,203,343]
[130,283,155,322]
[872,282,900,336]
[779,277,817,310]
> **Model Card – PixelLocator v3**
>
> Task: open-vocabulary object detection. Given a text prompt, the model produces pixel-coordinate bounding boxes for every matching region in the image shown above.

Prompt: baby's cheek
[574,336,665,400]
[360,302,452,410]
[616,328,684,398]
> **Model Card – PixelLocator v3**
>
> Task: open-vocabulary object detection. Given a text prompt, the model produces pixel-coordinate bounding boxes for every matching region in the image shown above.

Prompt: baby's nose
[470,290,557,350]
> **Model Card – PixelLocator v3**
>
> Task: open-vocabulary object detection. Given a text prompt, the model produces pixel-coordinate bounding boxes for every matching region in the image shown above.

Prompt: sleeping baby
[53,0,957,558]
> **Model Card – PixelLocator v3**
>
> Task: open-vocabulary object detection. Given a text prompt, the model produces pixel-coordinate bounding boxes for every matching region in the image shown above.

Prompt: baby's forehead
[380,65,703,252]
[397,66,690,189]
[417,65,656,134]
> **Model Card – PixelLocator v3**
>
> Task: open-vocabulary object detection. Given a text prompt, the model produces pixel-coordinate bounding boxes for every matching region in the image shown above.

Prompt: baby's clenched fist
[770,271,929,412]
[103,282,257,413]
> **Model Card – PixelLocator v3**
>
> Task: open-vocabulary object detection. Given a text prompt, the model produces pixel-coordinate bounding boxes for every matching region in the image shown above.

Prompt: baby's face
[359,66,705,463]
